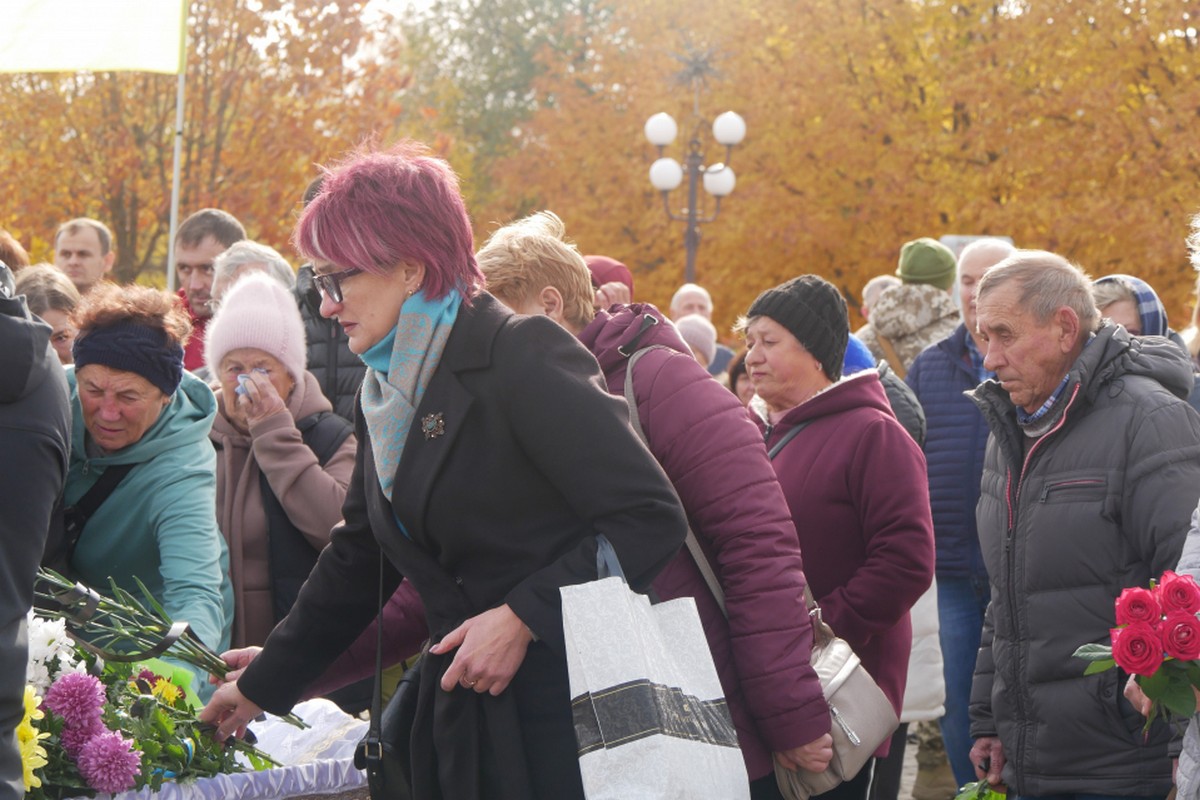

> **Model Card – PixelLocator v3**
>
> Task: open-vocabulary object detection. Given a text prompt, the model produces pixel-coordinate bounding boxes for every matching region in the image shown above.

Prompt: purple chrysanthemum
[44,673,105,728]
[60,717,105,758]
[77,730,141,794]
[137,669,157,682]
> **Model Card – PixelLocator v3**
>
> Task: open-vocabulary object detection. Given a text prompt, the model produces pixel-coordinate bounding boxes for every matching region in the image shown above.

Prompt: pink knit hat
[204,271,306,381]
[673,313,717,366]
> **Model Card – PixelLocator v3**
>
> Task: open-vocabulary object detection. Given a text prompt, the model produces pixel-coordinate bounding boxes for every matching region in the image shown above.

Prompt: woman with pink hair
[200,142,686,800]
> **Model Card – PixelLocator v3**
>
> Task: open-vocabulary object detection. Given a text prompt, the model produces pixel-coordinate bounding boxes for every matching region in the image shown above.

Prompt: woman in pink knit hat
[204,271,357,652]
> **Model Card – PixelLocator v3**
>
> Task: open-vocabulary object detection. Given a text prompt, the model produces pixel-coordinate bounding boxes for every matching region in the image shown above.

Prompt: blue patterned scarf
[1094,274,1168,337]
[359,289,461,501]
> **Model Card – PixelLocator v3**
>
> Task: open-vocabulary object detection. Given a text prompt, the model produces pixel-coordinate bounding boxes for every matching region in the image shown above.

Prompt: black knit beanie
[747,275,849,381]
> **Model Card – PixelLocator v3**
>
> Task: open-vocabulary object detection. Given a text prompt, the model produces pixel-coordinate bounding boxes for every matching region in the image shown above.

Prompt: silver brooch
[421,412,446,440]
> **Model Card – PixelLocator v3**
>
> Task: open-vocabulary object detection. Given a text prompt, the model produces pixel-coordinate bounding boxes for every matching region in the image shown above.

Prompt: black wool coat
[238,293,688,800]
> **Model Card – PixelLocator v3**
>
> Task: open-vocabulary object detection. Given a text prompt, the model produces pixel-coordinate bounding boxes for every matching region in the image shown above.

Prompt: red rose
[1115,587,1161,626]
[1111,623,1164,676]
[1157,571,1200,615]
[1162,612,1200,661]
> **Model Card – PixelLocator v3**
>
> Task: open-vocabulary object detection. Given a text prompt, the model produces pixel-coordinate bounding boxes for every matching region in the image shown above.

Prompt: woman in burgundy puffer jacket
[478,211,834,796]
[741,275,935,800]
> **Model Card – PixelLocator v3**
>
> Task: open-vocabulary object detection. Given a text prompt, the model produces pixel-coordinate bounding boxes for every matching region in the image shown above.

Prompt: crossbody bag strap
[767,420,833,645]
[684,534,726,615]
[71,462,135,522]
[359,551,387,778]
[55,462,136,567]
[875,333,907,380]
[623,345,727,615]
[767,420,813,460]
[802,583,837,647]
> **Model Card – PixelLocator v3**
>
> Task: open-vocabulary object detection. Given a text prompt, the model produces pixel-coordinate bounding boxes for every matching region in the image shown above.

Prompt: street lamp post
[645,109,746,284]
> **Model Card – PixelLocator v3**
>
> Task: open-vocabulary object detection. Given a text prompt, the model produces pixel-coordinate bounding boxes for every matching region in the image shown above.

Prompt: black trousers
[868,723,909,800]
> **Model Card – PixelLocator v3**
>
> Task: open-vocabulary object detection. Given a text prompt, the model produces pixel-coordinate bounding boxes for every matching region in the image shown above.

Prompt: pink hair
[293,141,484,300]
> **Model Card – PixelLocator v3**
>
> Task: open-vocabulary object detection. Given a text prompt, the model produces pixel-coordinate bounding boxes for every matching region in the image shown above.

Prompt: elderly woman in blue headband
[56,283,234,696]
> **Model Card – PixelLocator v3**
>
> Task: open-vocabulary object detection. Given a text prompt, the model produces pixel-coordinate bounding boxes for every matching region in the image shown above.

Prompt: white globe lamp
[649,157,684,192]
[644,112,678,147]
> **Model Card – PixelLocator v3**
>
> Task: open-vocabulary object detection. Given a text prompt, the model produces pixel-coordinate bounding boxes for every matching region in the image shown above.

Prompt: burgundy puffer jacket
[756,371,934,756]
[309,304,831,780]
[580,304,830,780]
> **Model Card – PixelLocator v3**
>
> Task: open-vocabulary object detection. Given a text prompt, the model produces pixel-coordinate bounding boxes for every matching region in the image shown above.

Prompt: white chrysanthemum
[26,662,52,695]
[26,611,85,689]
[28,613,67,656]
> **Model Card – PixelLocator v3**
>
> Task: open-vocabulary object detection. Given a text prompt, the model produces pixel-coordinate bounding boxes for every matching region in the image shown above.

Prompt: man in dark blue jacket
[906,238,1014,786]
[0,261,71,800]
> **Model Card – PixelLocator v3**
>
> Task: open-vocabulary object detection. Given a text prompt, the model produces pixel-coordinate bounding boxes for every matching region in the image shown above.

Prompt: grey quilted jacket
[968,324,1200,795]
[1175,503,1200,800]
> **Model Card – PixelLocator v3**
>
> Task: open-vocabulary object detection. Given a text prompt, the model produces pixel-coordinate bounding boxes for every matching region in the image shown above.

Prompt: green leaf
[1160,673,1198,718]
[1074,643,1115,661]
[132,575,169,619]
[1084,658,1117,675]
[1140,669,1170,698]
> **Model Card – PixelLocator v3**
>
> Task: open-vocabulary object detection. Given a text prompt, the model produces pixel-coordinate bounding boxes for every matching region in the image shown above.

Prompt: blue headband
[73,321,185,396]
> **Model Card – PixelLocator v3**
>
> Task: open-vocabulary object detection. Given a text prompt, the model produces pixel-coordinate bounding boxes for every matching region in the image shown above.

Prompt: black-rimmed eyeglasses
[312,267,363,304]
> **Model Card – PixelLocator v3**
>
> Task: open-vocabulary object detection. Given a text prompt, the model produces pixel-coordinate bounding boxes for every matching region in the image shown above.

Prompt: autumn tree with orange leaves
[1,0,1197,338]
[456,0,1200,336]
[0,0,408,283]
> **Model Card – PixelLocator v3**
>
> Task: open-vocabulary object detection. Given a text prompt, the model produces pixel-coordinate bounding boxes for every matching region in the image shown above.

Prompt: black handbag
[353,553,423,800]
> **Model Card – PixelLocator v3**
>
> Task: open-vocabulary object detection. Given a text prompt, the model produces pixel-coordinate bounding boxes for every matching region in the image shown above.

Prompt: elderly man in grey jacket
[967,250,1200,798]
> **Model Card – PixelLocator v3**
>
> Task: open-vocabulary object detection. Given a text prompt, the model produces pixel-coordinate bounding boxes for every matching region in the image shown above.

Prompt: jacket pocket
[1098,669,1141,742]
[1099,668,1171,747]
[1038,477,1106,504]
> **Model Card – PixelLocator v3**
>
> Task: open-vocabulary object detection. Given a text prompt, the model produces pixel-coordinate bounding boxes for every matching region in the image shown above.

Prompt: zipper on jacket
[1003,381,1081,788]
[1003,469,1014,554]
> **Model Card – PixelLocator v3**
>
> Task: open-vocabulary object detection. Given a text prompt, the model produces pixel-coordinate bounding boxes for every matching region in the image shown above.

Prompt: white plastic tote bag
[561,537,750,800]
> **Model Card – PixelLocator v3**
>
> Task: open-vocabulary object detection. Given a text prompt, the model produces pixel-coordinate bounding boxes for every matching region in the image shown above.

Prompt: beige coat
[210,370,356,647]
